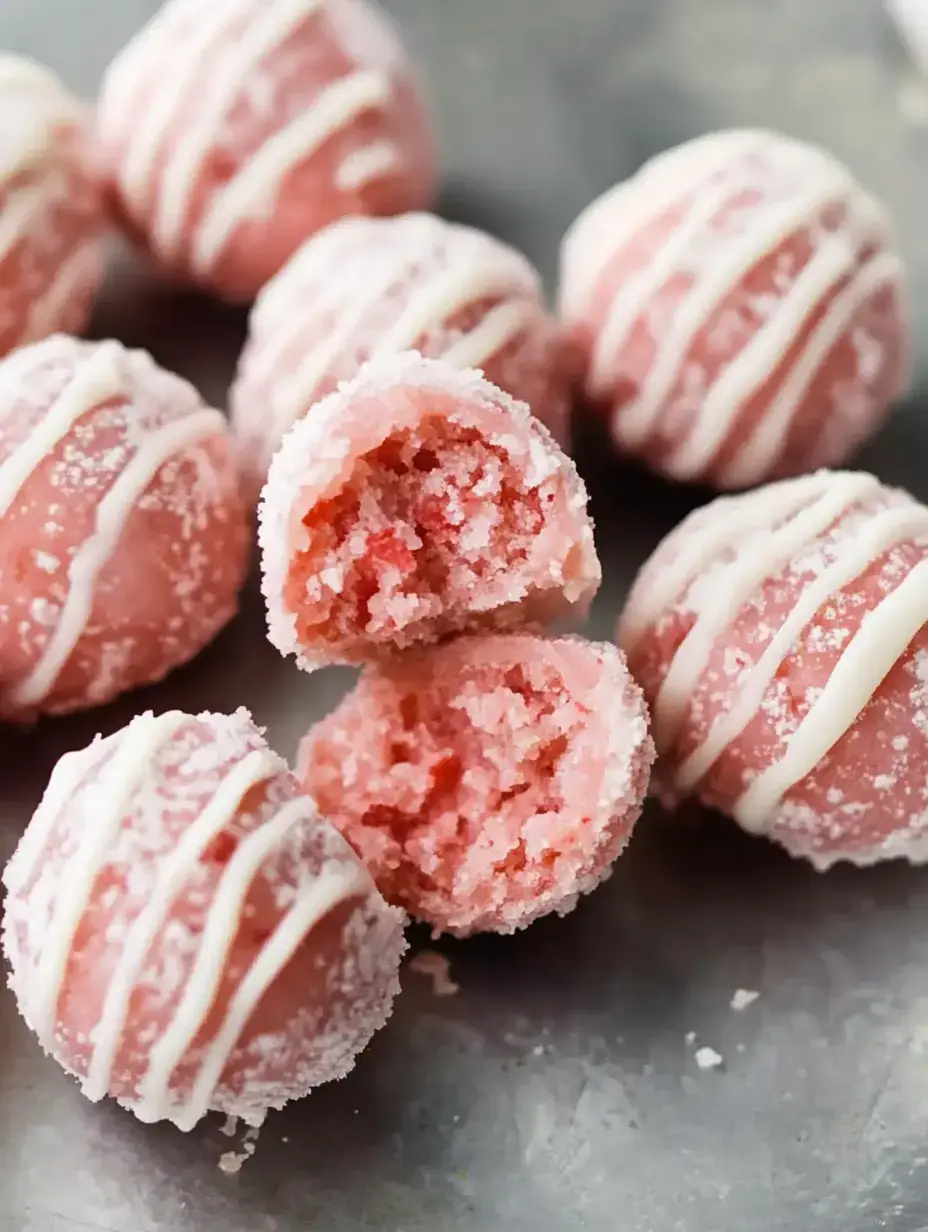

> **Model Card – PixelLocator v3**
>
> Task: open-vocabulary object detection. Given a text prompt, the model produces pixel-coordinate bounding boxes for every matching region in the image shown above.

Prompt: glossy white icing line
[83,748,283,1103]
[735,555,928,832]
[0,180,63,264]
[674,503,928,796]
[440,299,535,369]
[335,139,399,191]
[28,710,189,1046]
[650,472,879,749]
[193,69,393,272]
[9,408,227,709]
[21,239,102,344]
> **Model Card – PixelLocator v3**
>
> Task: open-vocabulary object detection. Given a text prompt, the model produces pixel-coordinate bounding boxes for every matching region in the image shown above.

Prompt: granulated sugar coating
[297,634,654,935]
[259,354,600,670]
[231,212,570,495]
[1,707,406,1131]
[0,55,105,358]
[94,0,436,303]
[618,470,928,869]
[559,129,909,489]
[0,335,249,721]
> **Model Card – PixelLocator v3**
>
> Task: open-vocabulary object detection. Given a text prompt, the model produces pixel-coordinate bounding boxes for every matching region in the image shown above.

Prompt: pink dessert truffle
[0,55,106,358]
[259,353,600,670]
[297,634,654,935]
[231,212,570,495]
[618,469,928,870]
[93,0,437,304]
[2,707,406,1130]
[0,334,249,721]
[559,129,909,489]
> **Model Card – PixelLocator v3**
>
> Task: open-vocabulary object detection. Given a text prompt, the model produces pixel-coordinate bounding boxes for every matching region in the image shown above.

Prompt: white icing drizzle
[440,300,535,369]
[9,407,226,709]
[193,69,393,273]
[27,710,189,1046]
[21,239,102,344]
[0,58,82,191]
[335,139,399,191]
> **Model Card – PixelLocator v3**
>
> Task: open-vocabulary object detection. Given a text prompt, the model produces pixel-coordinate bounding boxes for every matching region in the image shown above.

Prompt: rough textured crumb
[408,949,459,997]
[730,989,760,1011]
[695,1046,724,1071]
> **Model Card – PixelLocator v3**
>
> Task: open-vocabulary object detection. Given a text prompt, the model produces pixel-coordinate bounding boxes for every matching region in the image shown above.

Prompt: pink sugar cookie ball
[0,55,106,357]
[94,0,437,304]
[231,212,571,497]
[0,334,249,721]
[559,129,909,489]
[1,707,406,1130]
[259,353,600,670]
[618,469,928,870]
[298,634,654,935]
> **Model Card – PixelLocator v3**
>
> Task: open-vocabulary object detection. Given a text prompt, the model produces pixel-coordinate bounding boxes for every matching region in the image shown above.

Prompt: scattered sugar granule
[219,1125,260,1174]
[695,1046,724,1071]
[409,949,459,997]
[730,988,760,1012]
[684,1030,697,1045]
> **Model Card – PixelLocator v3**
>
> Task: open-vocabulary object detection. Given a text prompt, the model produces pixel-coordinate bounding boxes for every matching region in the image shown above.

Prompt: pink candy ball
[559,129,910,489]
[231,212,571,496]
[298,634,654,935]
[0,335,249,721]
[94,0,437,303]
[259,353,600,671]
[0,56,106,358]
[2,707,406,1130]
[618,469,928,869]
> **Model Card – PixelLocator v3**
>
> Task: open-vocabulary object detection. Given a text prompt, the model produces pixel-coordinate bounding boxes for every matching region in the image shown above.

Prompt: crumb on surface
[409,948,459,997]
[695,1046,724,1071]
[730,988,760,1011]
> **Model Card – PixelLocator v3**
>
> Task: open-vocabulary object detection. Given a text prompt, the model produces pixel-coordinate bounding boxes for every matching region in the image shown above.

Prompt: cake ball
[298,634,654,935]
[618,469,928,870]
[888,0,928,74]
[2,707,406,1130]
[0,334,249,721]
[0,55,106,358]
[259,353,600,671]
[94,0,436,303]
[231,212,570,496]
[559,129,909,489]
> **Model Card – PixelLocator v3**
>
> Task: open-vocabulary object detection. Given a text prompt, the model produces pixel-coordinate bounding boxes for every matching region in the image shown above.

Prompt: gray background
[2,2,928,1230]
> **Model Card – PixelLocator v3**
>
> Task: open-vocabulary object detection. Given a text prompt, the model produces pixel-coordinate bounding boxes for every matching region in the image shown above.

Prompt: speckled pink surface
[1,707,406,1130]
[259,353,600,670]
[297,634,654,936]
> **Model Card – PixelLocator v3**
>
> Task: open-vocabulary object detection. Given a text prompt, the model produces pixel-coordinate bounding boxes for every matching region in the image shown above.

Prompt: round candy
[888,0,928,74]
[259,353,600,670]
[94,0,437,303]
[0,55,105,358]
[559,129,909,489]
[618,469,928,869]
[231,212,570,497]
[2,707,406,1129]
[0,334,249,721]
[298,634,654,935]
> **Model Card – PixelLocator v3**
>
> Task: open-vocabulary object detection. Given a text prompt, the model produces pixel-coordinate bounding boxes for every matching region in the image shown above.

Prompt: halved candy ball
[559,129,909,488]
[1,707,406,1130]
[618,469,928,869]
[259,354,600,670]
[297,634,654,935]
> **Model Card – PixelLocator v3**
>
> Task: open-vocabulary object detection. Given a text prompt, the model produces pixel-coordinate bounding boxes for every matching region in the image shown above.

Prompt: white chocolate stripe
[440,299,536,369]
[722,252,905,488]
[193,69,392,273]
[336,140,400,191]
[10,408,227,709]
[29,711,189,1045]
[651,472,879,749]
[0,180,61,262]
[675,503,928,795]
[83,748,283,1103]
[176,860,369,1131]
[735,555,928,832]
[22,239,102,344]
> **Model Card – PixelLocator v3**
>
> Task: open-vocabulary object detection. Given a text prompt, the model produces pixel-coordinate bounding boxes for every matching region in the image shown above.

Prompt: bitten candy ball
[559,129,909,489]
[0,334,249,721]
[231,212,570,496]
[618,470,928,870]
[259,354,600,671]
[94,0,436,303]
[298,635,654,935]
[0,55,106,358]
[1,708,407,1130]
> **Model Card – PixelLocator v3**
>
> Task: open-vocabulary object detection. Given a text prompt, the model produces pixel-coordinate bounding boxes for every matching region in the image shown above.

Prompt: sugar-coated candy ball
[298,634,654,935]
[0,55,106,358]
[259,353,600,670]
[94,0,437,304]
[618,469,928,870]
[559,129,909,489]
[231,213,570,497]
[0,335,249,721]
[888,0,928,74]
[1,707,407,1130]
